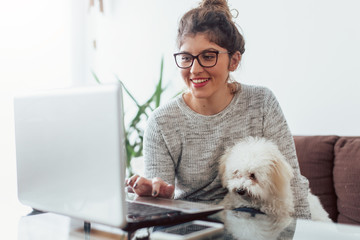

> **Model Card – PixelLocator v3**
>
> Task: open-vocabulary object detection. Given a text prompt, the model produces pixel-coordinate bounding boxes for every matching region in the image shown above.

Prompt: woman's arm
[126,111,177,198]
[143,112,177,185]
[263,89,311,219]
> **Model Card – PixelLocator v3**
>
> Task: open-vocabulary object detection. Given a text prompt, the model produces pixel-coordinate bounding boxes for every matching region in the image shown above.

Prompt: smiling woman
[125,0,312,220]
[177,33,241,115]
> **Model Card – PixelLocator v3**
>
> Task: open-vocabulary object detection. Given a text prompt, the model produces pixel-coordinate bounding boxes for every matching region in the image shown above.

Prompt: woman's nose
[190,58,204,74]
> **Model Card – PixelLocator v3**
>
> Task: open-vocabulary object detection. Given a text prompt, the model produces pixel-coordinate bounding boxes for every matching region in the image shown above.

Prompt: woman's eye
[201,53,216,61]
[181,55,192,62]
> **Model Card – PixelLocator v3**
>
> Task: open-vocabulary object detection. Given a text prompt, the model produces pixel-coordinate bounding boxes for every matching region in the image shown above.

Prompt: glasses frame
[173,50,230,69]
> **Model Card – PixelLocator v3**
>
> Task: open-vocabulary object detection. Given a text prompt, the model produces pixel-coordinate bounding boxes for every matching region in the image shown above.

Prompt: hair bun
[199,0,232,19]
[199,0,227,8]
[177,0,245,55]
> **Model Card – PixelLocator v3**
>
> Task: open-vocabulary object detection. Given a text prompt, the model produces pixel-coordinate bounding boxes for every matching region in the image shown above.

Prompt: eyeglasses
[173,50,229,69]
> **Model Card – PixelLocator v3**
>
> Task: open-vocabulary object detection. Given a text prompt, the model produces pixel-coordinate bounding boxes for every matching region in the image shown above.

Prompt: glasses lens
[199,51,218,67]
[175,53,193,68]
[174,51,220,68]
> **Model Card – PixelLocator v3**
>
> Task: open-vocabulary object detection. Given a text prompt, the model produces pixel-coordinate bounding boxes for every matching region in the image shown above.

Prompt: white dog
[219,136,331,222]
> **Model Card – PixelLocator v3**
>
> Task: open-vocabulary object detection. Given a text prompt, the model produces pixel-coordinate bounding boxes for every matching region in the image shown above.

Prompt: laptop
[13,84,223,232]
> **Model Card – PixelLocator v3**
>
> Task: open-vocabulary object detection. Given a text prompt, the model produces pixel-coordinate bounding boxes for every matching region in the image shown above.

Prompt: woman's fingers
[125,186,134,193]
[132,176,153,196]
[126,175,175,198]
[151,177,163,197]
[126,174,153,196]
[126,174,139,187]
[152,177,175,198]
[163,184,175,198]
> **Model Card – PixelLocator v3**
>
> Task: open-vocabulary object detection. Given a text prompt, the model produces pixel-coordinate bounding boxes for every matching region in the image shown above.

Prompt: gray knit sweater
[143,84,311,219]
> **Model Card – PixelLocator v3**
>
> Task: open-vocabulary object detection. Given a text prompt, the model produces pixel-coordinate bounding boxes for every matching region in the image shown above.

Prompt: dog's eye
[249,173,256,180]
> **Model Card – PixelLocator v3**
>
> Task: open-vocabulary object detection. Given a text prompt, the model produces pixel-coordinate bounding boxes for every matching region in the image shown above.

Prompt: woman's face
[178,33,238,100]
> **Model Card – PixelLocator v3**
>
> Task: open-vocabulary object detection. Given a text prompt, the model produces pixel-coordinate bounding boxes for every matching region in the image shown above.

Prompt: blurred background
[1,0,359,235]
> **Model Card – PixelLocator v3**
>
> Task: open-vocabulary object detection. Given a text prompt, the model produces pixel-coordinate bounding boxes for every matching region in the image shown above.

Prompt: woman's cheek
[180,70,191,86]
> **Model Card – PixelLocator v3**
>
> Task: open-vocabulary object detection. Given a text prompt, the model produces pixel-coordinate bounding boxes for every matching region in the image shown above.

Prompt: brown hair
[176,0,245,56]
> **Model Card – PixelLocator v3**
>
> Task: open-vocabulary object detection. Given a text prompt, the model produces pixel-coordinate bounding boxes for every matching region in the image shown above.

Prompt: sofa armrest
[293,135,339,222]
[333,137,360,225]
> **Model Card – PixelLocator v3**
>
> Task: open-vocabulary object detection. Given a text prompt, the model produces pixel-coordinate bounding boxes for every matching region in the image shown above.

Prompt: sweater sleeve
[143,112,176,186]
[263,89,311,219]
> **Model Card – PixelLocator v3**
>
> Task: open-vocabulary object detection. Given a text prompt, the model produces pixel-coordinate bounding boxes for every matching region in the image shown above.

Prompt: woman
[127,0,311,219]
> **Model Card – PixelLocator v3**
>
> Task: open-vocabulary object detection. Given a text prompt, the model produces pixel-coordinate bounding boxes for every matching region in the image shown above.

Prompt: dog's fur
[218,210,295,240]
[219,136,331,222]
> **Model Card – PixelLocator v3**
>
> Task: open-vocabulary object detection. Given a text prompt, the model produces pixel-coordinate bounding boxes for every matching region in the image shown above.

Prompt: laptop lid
[14,84,224,230]
[14,84,128,227]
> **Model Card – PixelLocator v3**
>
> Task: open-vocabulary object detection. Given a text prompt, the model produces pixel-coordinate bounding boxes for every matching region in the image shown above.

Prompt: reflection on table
[209,209,296,240]
[16,209,360,240]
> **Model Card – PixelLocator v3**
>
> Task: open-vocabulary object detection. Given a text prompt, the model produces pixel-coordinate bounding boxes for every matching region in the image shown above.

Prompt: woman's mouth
[191,78,210,87]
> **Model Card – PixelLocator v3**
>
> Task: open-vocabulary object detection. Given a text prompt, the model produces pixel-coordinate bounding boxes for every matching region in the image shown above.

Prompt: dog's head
[219,137,294,203]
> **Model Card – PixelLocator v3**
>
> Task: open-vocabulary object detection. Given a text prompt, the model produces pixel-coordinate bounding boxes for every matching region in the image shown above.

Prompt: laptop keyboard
[126,201,182,221]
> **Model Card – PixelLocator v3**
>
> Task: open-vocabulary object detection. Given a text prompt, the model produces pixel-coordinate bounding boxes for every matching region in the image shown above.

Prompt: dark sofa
[293,135,360,225]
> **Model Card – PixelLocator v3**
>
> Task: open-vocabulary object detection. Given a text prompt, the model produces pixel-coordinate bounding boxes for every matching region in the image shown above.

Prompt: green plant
[92,57,167,176]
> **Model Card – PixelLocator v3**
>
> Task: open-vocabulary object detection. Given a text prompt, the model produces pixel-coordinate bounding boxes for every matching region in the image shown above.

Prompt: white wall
[0,0,72,232]
[230,0,360,135]
[76,0,360,136]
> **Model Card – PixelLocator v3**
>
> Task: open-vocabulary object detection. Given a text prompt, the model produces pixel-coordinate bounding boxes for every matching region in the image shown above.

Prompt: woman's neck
[183,84,234,116]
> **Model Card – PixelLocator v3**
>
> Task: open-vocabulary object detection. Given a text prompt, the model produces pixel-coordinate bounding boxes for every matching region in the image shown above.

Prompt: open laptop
[13,84,223,232]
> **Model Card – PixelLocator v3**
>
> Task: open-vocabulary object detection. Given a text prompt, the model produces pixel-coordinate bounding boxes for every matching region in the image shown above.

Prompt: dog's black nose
[236,188,246,195]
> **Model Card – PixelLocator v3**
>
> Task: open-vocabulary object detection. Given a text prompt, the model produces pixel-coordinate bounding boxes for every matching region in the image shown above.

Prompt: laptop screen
[14,84,128,227]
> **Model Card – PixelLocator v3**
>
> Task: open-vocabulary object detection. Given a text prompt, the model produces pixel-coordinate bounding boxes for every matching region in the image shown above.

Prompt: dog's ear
[218,150,230,187]
[269,151,294,196]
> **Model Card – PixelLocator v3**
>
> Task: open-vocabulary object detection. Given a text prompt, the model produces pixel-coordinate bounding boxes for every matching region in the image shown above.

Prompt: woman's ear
[229,51,241,71]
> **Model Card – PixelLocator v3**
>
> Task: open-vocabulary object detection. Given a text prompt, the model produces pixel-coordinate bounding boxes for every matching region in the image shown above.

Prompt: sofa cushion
[334,137,360,225]
[294,135,339,222]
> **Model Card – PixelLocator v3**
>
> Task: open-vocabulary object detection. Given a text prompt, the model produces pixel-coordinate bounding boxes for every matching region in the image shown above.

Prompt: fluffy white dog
[219,136,331,222]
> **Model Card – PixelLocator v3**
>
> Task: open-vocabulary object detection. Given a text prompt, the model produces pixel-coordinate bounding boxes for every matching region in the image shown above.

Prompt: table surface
[5,206,360,240]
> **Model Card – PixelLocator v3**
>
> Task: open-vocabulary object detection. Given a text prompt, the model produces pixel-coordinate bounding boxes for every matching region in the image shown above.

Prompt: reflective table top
[10,208,360,240]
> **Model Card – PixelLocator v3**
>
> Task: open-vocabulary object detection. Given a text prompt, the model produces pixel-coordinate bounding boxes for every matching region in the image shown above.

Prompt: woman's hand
[126,175,175,198]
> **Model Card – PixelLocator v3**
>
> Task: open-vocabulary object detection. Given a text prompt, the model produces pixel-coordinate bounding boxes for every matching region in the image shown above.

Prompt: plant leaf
[92,70,101,84]
[155,56,164,107]
[93,57,168,177]
[115,75,141,108]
